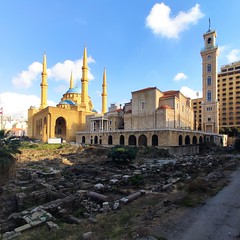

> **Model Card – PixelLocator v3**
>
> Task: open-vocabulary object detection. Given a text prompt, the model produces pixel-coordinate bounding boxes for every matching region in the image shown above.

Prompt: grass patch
[20,142,64,150]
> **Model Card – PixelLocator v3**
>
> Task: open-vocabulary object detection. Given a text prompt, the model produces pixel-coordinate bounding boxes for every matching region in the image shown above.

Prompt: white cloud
[227,49,240,63]
[180,86,202,99]
[218,45,227,57]
[0,92,55,119]
[12,56,95,89]
[48,57,95,82]
[54,84,70,94]
[146,3,204,39]
[174,72,187,81]
[12,62,42,88]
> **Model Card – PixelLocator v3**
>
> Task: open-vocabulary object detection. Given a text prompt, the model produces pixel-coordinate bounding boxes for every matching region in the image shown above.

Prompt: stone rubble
[0,146,238,238]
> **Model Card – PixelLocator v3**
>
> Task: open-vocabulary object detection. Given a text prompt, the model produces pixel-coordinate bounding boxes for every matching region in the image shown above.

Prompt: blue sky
[0,0,240,119]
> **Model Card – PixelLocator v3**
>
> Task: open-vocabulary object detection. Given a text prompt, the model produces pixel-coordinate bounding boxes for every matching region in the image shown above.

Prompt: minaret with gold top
[40,53,48,109]
[102,68,107,114]
[70,71,74,89]
[80,45,89,111]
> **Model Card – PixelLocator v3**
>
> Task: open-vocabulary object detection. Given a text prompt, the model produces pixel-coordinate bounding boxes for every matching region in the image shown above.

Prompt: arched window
[82,136,85,143]
[94,136,98,144]
[179,135,183,146]
[207,90,212,102]
[192,136,197,144]
[207,64,212,73]
[207,76,211,86]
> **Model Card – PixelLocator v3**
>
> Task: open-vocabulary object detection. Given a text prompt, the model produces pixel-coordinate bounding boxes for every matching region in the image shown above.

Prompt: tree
[0,130,21,186]
[231,127,239,137]
[234,138,240,151]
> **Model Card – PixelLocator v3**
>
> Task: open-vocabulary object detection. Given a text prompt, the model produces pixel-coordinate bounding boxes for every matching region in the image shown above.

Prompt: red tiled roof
[132,87,157,93]
[125,110,132,114]
[159,104,171,109]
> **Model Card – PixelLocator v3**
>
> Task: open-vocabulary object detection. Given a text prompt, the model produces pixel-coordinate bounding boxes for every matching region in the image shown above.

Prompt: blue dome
[66,87,80,94]
[59,100,77,105]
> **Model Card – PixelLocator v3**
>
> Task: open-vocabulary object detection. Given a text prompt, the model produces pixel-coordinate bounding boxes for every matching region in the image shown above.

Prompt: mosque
[28,46,107,142]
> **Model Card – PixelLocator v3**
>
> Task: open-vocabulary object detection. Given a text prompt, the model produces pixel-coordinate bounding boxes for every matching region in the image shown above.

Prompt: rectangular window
[207,64,212,73]
[141,101,146,110]
[207,90,212,102]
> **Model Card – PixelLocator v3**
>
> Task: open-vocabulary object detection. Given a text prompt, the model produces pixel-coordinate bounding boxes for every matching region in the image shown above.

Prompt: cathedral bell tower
[200,19,219,133]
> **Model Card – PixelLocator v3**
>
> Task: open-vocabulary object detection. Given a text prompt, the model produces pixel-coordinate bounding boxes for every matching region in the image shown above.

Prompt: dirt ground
[1,145,240,240]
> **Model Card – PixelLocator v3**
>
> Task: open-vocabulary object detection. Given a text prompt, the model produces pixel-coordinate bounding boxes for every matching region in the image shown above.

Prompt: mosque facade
[28,46,107,142]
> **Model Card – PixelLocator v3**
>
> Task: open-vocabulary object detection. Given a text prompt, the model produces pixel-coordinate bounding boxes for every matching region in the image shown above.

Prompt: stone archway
[193,136,197,144]
[179,135,183,146]
[128,135,136,146]
[82,136,86,144]
[55,117,66,141]
[152,134,158,146]
[185,135,190,145]
[199,136,203,144]
[120,135,125,145]
[138,134,147,146]
[108,135,113,145]
[94,136,98,144]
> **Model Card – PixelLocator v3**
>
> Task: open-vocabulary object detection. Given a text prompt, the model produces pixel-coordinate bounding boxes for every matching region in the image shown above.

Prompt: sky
[0,0,240,119]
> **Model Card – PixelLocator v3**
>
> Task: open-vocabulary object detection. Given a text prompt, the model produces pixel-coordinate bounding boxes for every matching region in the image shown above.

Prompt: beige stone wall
[76,129,204,147]
[30,106,89,142]
[123,88,194,131]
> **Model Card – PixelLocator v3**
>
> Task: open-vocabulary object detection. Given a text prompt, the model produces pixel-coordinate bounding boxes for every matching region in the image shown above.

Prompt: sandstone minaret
[70,71,74,89]
[102,68,107,114]
[40,53,48,109]
[81,45,89,111]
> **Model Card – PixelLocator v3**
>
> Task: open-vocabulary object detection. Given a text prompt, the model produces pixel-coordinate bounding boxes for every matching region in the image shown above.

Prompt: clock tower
[200,20,219,133]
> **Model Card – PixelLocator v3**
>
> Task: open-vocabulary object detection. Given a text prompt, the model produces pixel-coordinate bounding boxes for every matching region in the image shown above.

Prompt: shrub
[0,130,21,185]
[131,174,144,186]
[108,145,137,163]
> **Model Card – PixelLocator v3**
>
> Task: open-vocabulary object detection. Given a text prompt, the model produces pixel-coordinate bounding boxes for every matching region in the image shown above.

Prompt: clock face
[207,55,212,61]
